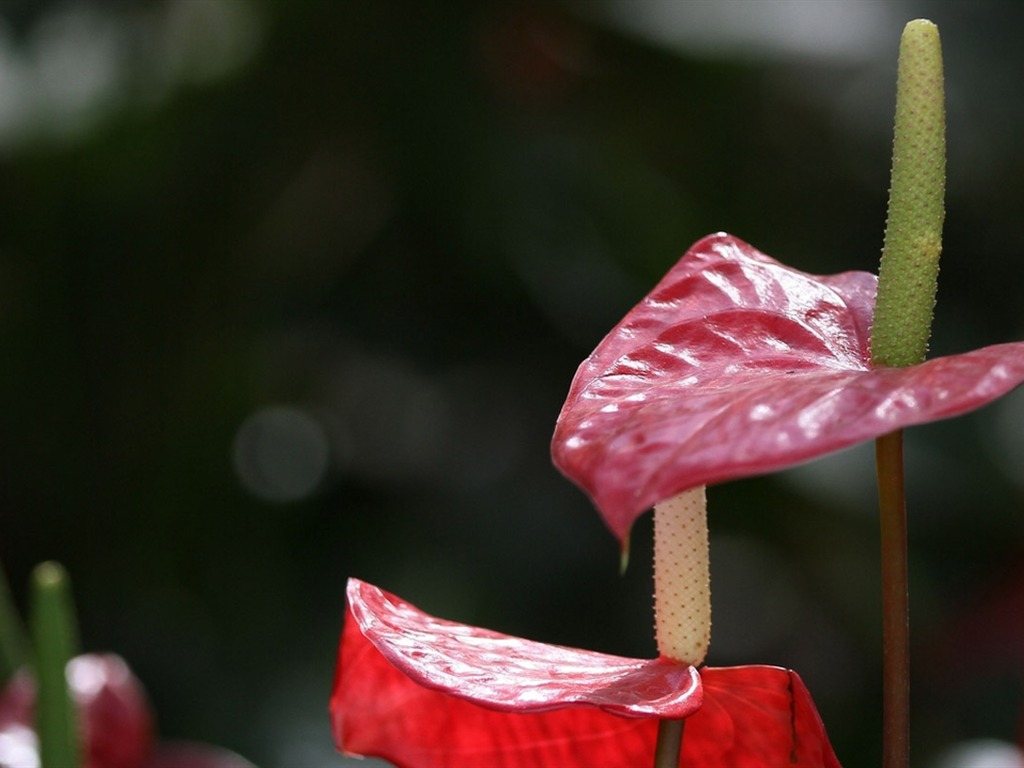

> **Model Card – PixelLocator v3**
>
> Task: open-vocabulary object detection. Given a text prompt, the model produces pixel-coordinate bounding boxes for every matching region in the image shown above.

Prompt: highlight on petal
[552,232,1024,539]
[331,579,842,768]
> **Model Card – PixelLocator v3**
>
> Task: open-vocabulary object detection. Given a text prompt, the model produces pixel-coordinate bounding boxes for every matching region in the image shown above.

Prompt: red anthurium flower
[0,654,153,768]
[331,578,840,768]
[552,232,1024,539]
[0,654,255,768]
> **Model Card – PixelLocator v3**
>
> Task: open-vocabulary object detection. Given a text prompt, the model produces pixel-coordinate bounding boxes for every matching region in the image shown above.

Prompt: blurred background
[2,0,1024,766]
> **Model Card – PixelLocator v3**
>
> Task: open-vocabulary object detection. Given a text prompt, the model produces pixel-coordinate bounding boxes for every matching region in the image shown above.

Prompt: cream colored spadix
[653,486,710,666]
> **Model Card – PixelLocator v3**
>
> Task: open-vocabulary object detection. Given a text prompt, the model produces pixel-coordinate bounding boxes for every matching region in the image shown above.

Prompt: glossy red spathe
[552,233,1024,540]
[331,578,840,768]
[338,579,702,718]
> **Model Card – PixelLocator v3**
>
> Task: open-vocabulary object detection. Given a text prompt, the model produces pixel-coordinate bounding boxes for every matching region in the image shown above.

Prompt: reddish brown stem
[876,430,909,768]
[654,718,684,768]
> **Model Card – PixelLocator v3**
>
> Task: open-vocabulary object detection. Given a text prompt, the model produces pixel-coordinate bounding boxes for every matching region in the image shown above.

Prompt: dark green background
[3,1,1024,766]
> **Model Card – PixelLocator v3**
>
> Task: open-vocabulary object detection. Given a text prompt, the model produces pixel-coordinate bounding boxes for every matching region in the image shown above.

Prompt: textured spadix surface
[331,579,840,768]
[552,233,1024,540]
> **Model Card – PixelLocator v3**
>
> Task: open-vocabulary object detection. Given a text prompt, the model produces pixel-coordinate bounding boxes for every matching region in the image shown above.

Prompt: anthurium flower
[552,232,1024,540]
[331,578,840,768]
[0,654,153,768]
[0,653,256,768]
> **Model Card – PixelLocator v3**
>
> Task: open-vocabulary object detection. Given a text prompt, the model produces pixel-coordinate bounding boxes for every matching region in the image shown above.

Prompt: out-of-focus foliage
[1,1,1024,766]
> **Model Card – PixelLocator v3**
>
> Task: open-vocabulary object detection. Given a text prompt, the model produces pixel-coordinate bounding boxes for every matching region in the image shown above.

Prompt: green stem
[876,431,909,768]
[0,563,29,684]
[654,718,684,768]
[30,562,81,768]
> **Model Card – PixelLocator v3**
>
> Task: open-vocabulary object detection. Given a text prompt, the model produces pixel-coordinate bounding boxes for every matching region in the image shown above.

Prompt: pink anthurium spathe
[331,578,840,768]
[552,232,1024,540]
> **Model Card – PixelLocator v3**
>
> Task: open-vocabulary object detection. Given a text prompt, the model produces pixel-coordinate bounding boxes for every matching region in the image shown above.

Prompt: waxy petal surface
[552,233,1024,539]
[331,579,840,767]
[689,667,840,767]
[336,578,702,718]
